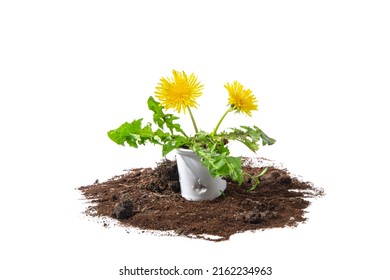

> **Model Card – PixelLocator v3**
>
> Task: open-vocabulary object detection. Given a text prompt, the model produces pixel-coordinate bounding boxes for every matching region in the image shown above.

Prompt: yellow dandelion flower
[155,70,204,113]
[225,81,258,116]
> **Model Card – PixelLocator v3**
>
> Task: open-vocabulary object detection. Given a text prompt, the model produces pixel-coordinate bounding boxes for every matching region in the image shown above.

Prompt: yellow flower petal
[155,70,204,113]
[224,81,258,116]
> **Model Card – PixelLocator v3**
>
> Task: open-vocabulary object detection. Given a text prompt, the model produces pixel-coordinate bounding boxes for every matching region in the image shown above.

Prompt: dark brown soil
[78,158,324,241]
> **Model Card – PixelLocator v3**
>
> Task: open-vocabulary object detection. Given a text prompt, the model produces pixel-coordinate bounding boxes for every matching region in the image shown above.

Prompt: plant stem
[187,106,199,134]
[212,107,233,136]
[181,130,189,138]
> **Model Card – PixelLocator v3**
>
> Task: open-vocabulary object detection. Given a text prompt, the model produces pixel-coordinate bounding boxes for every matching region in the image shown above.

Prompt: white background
[1,1,389,279]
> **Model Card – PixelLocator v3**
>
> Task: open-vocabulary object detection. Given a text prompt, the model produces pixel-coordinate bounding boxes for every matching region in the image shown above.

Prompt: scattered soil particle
[79,158,324,241]
[113,194,134,219]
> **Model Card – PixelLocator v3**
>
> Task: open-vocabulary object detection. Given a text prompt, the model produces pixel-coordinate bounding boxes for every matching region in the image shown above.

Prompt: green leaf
[147,96,165,129]
[221,125,275,152]
[222,156,243,184]
[254,126,276,146]
[153,128,171,143]
[147,96,186,136]
[107,119,143,147]
[107,118,167,149]
[108,97,190,156]
[246,167,269,192]
[258,166,268,177]
[162,136,188,156]
[187,126,274,186]
[191,135,244,184]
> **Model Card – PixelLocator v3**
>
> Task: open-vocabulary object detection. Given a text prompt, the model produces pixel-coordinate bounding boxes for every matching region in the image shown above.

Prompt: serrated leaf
[147,96,186,136]
[153,128,170,143]
[192,139,244,185]
[148,96,165,129]
[107,119,143,146]
[254,126,276,146]
[222,156,243,183]
[221,125,275,152]
[162,136,188,156]
[108,97,189,158]
[108,118,168,149]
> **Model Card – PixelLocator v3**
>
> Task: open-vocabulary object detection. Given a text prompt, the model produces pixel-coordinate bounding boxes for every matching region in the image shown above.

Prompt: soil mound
[79,158,324,241]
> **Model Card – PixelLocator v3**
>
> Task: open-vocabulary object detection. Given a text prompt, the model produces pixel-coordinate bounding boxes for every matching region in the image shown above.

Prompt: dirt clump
[79,158,324,241]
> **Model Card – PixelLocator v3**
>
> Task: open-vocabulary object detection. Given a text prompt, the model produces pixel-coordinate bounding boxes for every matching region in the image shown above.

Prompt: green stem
[212,107,233,136]
[187,106,199,134]
[180,130,189,138]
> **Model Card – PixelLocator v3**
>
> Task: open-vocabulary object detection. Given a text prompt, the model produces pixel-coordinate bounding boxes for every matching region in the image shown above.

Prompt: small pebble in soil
[113,195,134,219]
[244,210,278,224]
[277,175,292,185]
[168,181,180,192]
